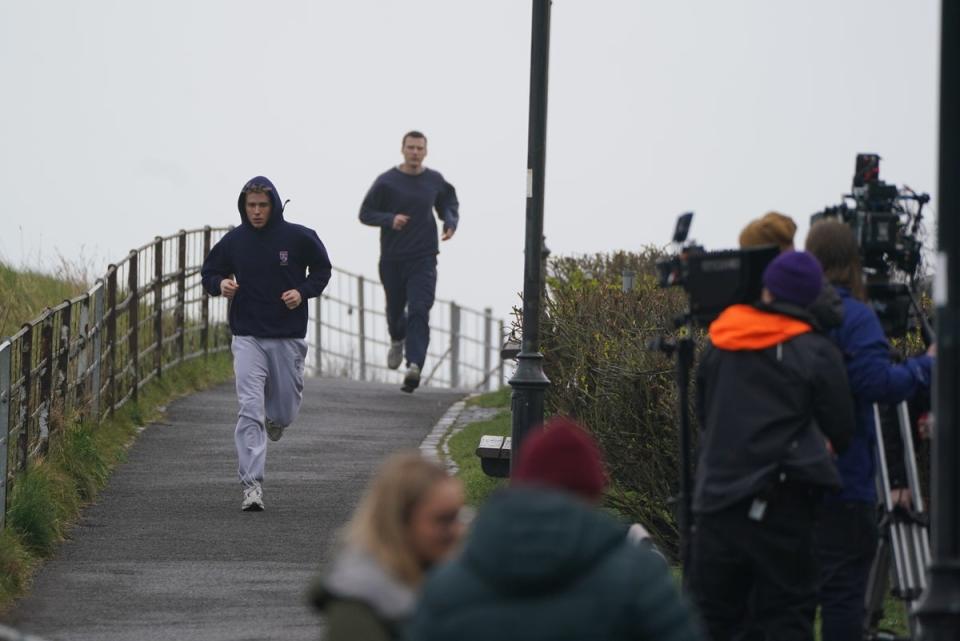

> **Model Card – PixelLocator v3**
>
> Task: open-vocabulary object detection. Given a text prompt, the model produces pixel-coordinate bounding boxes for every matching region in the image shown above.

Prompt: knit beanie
[762,250,823,308]
[512,417,608,501]
[739,211,798,250]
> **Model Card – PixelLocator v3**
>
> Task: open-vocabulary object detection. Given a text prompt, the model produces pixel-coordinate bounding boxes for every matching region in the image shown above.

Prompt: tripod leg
[874,404,910,593]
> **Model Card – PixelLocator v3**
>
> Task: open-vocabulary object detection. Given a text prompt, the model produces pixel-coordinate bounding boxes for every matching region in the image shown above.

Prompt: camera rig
[656,212,778,326]
[811,153,932,339]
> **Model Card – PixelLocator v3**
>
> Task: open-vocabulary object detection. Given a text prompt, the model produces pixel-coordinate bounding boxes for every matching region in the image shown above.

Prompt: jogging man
[201,176,331,511]
[359,131,459,393]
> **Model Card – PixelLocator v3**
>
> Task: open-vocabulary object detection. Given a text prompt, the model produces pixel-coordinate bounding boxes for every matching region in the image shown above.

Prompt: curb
[419,395,476,475]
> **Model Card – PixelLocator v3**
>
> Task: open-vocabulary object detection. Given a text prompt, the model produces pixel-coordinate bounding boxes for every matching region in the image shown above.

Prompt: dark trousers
[379,255,437,369]
[815,501,878,641]
[689,493,819,641]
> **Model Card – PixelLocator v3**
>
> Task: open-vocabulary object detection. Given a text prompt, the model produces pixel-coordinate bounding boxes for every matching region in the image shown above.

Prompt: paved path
[5,377,464,641]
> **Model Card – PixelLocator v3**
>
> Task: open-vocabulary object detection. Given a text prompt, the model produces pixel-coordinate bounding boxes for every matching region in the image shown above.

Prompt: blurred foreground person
[690,251,855,641]
[806,221,934,641]
[311,452,464,641]
[407,418,701,641]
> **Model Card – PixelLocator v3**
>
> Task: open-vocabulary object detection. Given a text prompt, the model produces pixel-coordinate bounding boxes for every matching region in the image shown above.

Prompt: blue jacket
[201,176,332,339]
[828,287,932,503]
[359,167,459,261]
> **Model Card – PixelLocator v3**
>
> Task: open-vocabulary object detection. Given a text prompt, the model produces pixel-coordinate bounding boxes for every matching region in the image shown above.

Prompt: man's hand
[441,226,456,241]
[281,289,303,309]
[392,213,410,231]
[220,278,239,300]
[891,488,913,510]
[928,342,937,357]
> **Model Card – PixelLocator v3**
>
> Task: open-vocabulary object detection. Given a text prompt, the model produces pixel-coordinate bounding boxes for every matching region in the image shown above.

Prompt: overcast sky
[0,1,941,321]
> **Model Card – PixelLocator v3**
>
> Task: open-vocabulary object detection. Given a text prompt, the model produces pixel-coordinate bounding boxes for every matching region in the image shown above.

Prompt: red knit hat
[512,417,608,501]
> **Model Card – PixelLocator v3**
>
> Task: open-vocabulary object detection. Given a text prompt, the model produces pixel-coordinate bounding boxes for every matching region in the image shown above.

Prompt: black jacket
[694,302,855,514]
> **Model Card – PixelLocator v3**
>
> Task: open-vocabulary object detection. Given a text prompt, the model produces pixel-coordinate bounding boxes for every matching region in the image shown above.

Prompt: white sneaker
[401,363,421,393]
[387,340,404,370]
[242,484,264,511]
[266,418,285,442]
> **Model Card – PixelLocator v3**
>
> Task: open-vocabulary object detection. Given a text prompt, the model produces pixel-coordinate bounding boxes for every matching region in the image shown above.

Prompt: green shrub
[540,249,703,558]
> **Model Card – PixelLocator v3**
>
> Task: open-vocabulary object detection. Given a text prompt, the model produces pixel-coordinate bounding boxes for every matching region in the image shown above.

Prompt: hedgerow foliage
[540,249,704,557]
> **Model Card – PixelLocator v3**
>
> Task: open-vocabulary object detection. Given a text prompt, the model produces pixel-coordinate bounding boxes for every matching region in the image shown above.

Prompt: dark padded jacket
[406,488,702,641]
[694,302,856,514]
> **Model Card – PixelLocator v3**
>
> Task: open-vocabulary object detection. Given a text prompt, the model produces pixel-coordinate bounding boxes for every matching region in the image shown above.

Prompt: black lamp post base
[509,350,550,471]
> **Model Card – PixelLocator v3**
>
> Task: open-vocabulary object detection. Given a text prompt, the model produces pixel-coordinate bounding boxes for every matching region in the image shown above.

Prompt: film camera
[656,212,778,326]
[811,153,931,338]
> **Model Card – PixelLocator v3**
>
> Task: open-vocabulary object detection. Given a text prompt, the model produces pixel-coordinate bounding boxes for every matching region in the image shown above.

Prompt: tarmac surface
[5,377,464,641]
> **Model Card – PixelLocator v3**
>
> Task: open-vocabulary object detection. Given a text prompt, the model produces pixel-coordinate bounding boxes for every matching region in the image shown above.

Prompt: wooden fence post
[153,237,163,379]
[176,230,186,363]
[106,266,117,418]
[59,301,71,412]
[202,227,211,356]
[92,280,106,423]
[39,314,54,453]
[18,324,32,472]
[91,282,104,422]
[0,340,11,528]
[128,251,139,403]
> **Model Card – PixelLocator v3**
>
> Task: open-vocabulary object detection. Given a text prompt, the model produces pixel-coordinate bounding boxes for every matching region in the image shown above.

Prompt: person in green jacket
[311,451,465,641]
[406,418,703,641]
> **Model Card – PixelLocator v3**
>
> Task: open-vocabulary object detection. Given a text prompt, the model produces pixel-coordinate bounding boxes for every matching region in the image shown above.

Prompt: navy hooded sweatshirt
[359,167,459,261]
[201,176,332,339]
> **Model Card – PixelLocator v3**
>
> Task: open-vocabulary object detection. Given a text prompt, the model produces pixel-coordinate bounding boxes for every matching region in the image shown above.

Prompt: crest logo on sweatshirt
[279,251,289,266]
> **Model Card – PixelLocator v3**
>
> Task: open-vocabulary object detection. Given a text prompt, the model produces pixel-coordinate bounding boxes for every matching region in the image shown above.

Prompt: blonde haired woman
[311,451,465,641]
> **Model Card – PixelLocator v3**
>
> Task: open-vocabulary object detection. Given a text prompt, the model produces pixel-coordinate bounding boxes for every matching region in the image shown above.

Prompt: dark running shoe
[401,363,421,393]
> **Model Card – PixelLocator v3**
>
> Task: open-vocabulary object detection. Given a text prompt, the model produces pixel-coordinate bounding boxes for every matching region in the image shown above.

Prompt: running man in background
[201,176,332,511]
[359,131,460,393]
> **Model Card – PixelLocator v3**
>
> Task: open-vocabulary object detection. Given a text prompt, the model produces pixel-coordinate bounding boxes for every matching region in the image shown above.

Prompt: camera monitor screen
[685,245,779,325]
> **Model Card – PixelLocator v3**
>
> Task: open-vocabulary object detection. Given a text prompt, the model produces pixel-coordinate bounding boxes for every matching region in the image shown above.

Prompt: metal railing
[0,227,232,530]
[0,226,506,529]
[310,267,507,390]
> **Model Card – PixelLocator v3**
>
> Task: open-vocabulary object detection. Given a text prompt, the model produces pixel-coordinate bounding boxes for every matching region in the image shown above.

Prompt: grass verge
[0,352,233,611]
[447,389,511,506]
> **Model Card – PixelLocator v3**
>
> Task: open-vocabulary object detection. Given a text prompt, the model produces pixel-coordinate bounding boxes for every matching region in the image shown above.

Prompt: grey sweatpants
[231,336,307,489]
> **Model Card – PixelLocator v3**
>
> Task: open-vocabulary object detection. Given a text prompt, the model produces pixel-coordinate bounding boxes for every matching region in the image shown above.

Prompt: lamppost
[916,2,960,638]
[509,0,552,467]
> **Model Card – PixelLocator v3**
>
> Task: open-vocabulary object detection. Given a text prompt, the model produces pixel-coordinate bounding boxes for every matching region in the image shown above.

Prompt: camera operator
[690,250,855,641]
[805,220,934,641]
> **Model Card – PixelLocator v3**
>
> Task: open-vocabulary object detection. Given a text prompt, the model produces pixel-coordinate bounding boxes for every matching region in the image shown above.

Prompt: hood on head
[462,488,626,595]
[237,176,284,228]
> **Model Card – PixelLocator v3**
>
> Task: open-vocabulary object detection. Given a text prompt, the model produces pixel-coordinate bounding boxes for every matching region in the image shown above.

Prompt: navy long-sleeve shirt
[827,287,932,503]
[359,167,459,261]
[201,176,332,339]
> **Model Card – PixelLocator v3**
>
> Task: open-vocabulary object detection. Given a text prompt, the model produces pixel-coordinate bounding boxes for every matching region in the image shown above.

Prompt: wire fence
[0,226,506,530]
[311,266,507,390]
